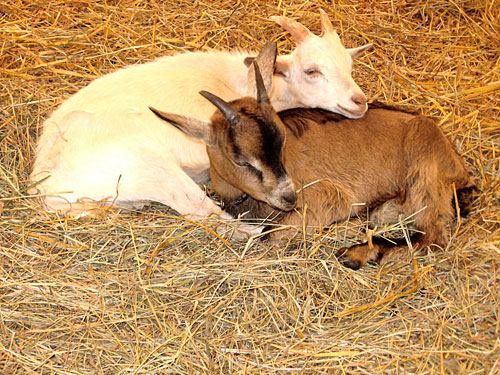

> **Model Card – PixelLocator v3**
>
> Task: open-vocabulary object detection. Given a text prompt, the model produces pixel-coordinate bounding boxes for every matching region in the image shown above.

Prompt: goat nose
[282,191,297,206]
[351,93,367,107]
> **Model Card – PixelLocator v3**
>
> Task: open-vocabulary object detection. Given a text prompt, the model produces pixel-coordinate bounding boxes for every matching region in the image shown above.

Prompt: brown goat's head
[150,61,297,211]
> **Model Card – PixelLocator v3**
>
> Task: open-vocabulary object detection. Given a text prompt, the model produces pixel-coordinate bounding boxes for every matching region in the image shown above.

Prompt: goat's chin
[267,200,296,212]
[347,112,365,119]
[337,105,367,119]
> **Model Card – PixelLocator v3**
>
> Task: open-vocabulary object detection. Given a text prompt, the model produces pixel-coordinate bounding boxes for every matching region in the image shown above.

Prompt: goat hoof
[336,244,373,270]
[340,258,362,270]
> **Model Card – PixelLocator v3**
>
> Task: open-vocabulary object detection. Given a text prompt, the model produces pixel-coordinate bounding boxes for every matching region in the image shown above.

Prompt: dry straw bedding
[0,0,499,374]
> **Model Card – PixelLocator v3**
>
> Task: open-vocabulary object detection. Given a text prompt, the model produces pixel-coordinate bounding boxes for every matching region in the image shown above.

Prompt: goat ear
[271,15,311,44]
[244,56,254,68]
[274,58,290,80]
[247,42,276,97]
[319,9,335,36]
[149,106,213,145]
[199,90,240,127]
[348,43,373,59]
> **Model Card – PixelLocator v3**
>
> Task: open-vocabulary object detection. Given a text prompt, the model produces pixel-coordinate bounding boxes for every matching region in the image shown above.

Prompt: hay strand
[1,0,499,373]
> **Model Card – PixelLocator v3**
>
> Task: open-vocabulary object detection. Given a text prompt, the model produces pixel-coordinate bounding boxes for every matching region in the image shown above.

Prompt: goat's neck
[270,76,297,112]
[230,69,253,98]
[211,52,255,98]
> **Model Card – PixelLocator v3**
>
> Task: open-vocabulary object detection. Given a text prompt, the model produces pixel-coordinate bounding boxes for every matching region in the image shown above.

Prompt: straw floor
[1,0,499,373]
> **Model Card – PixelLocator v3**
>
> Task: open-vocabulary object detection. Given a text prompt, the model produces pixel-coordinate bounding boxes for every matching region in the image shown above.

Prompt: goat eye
[234,160,249,168]
[305,68,322,77]
[235,161,263,180]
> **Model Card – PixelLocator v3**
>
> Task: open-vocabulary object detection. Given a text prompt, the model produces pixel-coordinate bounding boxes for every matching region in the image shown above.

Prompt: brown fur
[208,102,475,269]
[150,73,474,268]
[206,99,297,212]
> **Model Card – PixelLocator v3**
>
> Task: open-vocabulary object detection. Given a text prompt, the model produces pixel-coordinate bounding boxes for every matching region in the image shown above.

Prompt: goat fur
[152,95,475,268]
[29,12,372,221]
[223,103,475,267]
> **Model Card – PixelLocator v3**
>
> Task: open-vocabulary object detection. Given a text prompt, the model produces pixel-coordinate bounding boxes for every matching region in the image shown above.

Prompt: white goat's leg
[131,168,263,239]
[147,170,224,219]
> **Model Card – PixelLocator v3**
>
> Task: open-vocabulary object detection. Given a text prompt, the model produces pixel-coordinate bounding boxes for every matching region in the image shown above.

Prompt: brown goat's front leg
[266,204,333,241]
[268,182,349,240]
[268,182,358,242]
[267,210,306,241]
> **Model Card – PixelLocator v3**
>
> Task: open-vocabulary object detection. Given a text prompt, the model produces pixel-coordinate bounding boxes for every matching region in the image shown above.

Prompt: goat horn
[253,62,270,104]
[199,90,240,126]
[319,9,335,36]
[270,15,310,44]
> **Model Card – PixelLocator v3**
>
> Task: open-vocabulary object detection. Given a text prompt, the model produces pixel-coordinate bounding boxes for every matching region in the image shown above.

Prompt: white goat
[29,10,372,219]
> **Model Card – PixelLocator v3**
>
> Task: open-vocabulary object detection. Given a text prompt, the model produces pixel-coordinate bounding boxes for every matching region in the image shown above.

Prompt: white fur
[30,14,371,218]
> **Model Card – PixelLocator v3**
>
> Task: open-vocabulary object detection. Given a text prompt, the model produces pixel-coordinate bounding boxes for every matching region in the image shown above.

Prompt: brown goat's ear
[149,106,213,145]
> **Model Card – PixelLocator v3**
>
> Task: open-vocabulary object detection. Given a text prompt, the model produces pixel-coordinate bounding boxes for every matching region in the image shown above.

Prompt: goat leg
[337,235,422,270]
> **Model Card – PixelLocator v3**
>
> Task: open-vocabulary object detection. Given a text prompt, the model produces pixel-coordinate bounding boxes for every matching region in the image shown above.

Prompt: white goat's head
[269,9,372,118]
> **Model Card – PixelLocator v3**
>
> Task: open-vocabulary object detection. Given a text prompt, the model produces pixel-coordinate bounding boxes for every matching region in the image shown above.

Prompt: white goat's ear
[348,43,373,59]
[271,15,311,44]
[149,107,212,145]
[274,59,290,80]
[247,42,277,97]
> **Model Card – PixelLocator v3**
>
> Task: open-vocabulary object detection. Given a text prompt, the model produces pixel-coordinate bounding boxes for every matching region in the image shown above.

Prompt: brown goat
[150,63,475,269]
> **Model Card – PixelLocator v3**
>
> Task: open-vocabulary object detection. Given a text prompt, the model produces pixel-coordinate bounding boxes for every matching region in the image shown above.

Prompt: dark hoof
[339,258,362,270]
